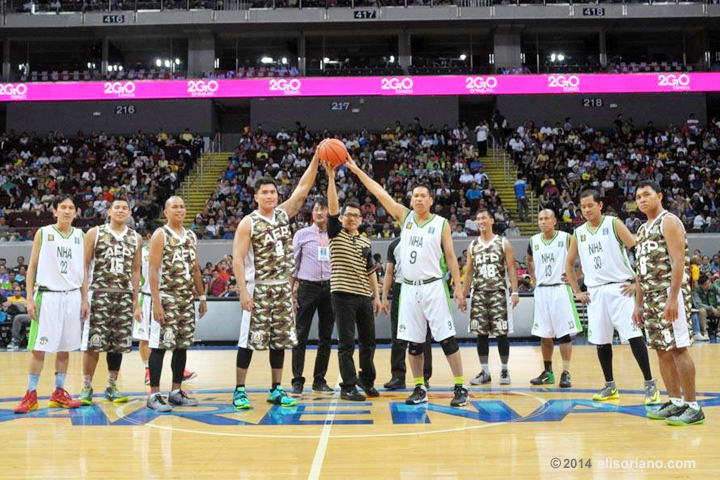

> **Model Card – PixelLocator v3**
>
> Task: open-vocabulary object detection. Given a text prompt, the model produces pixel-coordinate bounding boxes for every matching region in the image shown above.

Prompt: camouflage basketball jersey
[470,235,507,291]
[248,208,294,282]
[636,210,691,294]
[160,226,197,298]
[91,224,139,291]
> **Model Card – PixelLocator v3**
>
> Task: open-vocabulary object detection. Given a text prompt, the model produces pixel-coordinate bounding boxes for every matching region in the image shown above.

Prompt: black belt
[141,292,152,296]
[300,279,331,287]
[38,287,80,293]
[590,281,633,288]
[536,283,564,288]
[403,277,441,286]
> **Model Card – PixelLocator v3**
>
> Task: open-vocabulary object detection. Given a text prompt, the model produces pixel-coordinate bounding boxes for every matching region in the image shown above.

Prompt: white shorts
[132,293,152,341]
[587,282,643,345]
[29,289,82,353]
[531,285,582,339]
[398,280,456,344]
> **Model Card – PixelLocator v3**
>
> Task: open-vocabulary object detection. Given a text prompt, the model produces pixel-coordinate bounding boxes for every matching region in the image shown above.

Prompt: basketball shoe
[104,385,129,403]
[559,371,572,388]
[665,405,705,426]
[644,381,661,405]
[79,386,94,406]
[267,386,296,406]
[146,393,173,412]
[450,386,469,407]
[14,390,39,414]
[592,385,619,401]
[168,389,199,407]
[499,369,511,385]
[646,401,686,420]
[233,387,251,410]
[49,388,82,409]
[405,385,428,405]
[530,371,555,385]
[470,371,491,385]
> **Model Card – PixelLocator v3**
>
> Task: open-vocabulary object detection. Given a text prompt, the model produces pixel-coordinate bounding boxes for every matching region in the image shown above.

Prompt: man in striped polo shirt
[290,197,335,395]
[325,161,382,402]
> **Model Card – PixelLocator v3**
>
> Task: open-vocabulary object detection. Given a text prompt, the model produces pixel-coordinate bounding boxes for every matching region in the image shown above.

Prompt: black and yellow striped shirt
[328,215,376,296]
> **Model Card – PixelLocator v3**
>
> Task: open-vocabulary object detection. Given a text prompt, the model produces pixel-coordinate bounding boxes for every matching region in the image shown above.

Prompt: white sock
[670,397,684,407]
[685,401,699,410]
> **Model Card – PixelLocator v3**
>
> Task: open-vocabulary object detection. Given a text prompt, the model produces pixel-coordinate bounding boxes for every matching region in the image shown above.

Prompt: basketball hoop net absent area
[0,72,709,102]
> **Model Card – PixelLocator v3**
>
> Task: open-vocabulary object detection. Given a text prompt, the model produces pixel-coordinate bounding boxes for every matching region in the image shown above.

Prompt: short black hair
[52,194,75,209]
[637,180,662,194]
[256,177,278,192]
[313,197,328,209]
[699,274,710,285]
[111,195,130,206]
[341,200,361,215]
[579,189,602,203]
[412,184,434,198]
[475,207,492,218]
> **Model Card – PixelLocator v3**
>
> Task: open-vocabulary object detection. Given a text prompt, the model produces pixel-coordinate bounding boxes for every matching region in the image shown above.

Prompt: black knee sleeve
[408,342,424,356]
[269,349,285,369]
[558,334,572,344]
[171,349,187,385]
[440,336,459,355]
[106,352,123,372]
[476,335,489,357]
[236,347,254,369]
[148,348,166,388]
[497,335,510,358]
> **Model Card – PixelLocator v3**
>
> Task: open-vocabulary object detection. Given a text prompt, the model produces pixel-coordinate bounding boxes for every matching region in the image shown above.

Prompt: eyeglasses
[343,213,362,219]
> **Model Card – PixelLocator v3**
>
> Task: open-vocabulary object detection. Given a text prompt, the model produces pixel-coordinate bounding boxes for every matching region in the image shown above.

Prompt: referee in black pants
[325,161,382,402]
[381,237,433,390]
[290,198,335,395]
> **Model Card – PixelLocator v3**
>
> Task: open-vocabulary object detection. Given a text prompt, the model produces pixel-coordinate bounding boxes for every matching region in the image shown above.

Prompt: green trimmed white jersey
[574,215,635,288]
[140,246,151,295]
[400,211,447,282]
[529,231,571,286]
[36,225,84,291]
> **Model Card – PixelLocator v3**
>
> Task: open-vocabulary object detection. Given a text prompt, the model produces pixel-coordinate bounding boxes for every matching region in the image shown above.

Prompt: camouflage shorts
[643,289,694,351]
[469,289,509,336]
[247,283,297,350]
[87,291,134,353]
[154,294,196,350]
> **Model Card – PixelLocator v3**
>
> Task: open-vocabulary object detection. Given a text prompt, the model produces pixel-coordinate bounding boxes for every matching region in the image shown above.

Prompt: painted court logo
[0,83,28,100]
[187,80,219,98]
[380,77,414,94]
[465,76,498,94]
[268,79,301,96]
[103,81,136,98]
[547,75,581,93]
[657,74,691,92]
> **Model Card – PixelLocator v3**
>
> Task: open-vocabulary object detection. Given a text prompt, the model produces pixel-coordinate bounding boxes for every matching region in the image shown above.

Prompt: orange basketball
[318,138,348,167]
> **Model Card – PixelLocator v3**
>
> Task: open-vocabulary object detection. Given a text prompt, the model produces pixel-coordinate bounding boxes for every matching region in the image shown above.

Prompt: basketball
[317,138,348,167]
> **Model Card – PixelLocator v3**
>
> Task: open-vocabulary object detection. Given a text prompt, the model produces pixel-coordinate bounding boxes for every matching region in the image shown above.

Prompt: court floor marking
[112,389,549,440]
[307,375,342,480]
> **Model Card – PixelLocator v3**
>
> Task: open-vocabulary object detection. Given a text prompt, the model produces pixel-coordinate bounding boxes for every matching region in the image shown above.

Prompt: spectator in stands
[475,121,489,157]
[693,274,718,341]
[503,220,521,237]
[514,174,529,222]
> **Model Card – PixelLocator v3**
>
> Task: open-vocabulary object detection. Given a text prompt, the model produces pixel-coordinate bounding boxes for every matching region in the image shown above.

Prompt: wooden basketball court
[1,344,716,478]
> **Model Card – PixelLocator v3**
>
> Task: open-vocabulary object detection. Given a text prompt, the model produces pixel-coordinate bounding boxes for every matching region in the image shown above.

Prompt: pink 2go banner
[0,72,713,102]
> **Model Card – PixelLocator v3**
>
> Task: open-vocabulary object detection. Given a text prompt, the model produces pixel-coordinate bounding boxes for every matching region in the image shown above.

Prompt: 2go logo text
[380,77,414,94]
[268,79,302,95]
[187,80,219,97]
[465,76,498,93]
[547,75,581,92]
[103,81,136,98]
[0,83,28,99]
[657,74,691,91]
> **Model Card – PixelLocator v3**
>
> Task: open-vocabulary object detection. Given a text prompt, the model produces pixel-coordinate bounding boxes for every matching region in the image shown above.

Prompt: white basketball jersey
[575,216,635,288]
[140,246,151,294]
[530,231,570,286]
[36,225,84,291]
[400,212,446,281]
